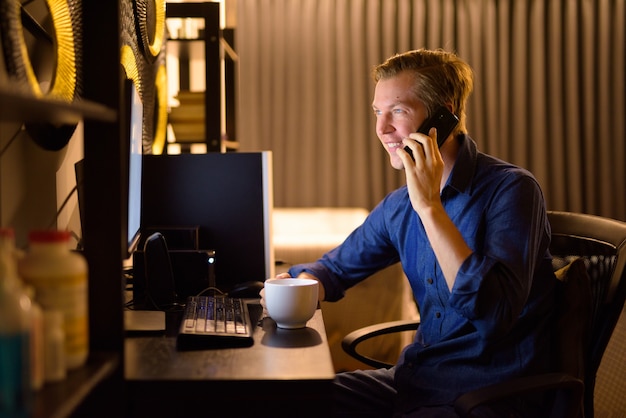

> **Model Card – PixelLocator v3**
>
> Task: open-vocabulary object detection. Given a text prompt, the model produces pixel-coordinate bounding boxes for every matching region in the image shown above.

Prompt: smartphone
[404,106,459,161]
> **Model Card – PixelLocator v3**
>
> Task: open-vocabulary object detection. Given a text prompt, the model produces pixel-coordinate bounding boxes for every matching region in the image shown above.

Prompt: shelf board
[224,139,239,150]
[32,351,120,418]
[167,36,205,42]
[0,86,117,124]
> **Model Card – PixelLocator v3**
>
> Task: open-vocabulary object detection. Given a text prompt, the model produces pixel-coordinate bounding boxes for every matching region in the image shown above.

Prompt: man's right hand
[259,272,292,316]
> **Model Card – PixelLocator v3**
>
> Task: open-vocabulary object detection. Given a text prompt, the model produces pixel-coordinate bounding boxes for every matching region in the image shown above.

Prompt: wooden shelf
[32,351,120,418]
[166,2,223,153]
[0,85,117,124]
[167,36,205,42]
[224,139,239,150]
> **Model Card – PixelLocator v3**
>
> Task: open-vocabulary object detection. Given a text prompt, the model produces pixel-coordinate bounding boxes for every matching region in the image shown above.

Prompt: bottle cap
[28,230,71,243]
[0,228,15,238]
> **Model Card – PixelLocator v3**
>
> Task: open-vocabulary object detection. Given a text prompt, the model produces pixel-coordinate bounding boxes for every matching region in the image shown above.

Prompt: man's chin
[389,155,405,171]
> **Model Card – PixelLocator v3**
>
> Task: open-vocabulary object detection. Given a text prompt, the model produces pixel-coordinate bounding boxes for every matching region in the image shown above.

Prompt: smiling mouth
[386,142,403,151]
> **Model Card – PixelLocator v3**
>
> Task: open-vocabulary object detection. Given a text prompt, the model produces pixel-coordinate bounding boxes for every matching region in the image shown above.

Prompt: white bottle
[24,286,45,391]
[43,310,66,383]
[0,228,33,417]
[18,230,89,370]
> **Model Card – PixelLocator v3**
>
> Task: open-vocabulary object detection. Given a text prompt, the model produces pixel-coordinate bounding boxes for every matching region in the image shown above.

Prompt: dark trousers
[332,367,530,418]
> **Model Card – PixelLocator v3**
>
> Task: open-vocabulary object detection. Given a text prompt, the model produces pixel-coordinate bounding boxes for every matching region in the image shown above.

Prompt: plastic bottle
[18,230,89,370]
[0,228,33,418]
[24,286,44,391]
[43,311,66,383]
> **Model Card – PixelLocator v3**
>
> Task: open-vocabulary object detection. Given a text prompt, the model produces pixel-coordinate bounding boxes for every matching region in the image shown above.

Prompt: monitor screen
[125,80,143,257]
[141,152,275,291]
[74,80,143,259]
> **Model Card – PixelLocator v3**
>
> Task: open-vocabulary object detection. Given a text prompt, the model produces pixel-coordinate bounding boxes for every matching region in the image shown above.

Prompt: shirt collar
[444,134,478,195]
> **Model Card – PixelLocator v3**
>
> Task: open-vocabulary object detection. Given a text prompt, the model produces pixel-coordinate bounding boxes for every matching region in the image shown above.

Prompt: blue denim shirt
[289,135,556,407]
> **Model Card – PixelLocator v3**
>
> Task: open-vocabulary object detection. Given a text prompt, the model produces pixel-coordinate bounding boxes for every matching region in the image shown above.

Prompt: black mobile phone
[404,106,459,161]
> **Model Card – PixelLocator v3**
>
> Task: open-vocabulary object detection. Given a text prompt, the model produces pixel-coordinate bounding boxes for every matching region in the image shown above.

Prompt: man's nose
[377,118,395,135]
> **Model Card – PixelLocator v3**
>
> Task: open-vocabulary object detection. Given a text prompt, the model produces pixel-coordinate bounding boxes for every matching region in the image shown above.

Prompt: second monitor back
[141,151,274,292]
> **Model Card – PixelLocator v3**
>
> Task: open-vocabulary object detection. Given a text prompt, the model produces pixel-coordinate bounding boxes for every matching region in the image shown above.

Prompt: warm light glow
[167,143,181,154]
[190,143,207,154]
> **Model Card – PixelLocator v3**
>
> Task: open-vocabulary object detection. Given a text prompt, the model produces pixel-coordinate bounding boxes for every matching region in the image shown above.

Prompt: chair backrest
[547,211,626,418]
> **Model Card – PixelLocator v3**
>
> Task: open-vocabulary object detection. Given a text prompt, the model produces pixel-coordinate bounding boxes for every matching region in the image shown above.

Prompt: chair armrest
[343,322,583,417]
[341,320,420,369]
[454,372,583,417]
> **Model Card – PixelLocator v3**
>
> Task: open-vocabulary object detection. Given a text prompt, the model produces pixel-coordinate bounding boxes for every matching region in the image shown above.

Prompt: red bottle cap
[28,230,71,243]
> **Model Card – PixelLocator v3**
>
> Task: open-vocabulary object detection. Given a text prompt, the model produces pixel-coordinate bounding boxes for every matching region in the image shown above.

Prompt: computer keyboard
[176,295,260,350]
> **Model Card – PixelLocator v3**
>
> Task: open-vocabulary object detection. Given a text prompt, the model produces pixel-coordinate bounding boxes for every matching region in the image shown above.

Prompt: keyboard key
[176,295,257,350]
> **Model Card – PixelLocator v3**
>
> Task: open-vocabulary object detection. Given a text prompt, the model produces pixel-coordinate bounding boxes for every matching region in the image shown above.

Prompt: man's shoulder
[476,151,537,180]
[452,135,534,187]
[383,185,410,204]
[372,186,413,219]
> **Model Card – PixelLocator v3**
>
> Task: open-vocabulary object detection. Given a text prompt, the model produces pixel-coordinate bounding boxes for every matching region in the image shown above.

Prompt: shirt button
[435,312,441,318]
[427,278,433,284]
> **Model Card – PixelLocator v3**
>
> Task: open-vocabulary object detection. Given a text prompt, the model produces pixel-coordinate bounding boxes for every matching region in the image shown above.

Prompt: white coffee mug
[264,278,319,329]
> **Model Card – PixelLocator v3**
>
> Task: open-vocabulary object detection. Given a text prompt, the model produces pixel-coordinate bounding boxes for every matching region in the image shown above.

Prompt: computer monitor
[141,151,275,291]
[75,79,143,259]
[124,80,143,257]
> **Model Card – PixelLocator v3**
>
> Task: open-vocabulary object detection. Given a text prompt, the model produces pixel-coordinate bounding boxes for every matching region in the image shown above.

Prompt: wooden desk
[124,306,336,417]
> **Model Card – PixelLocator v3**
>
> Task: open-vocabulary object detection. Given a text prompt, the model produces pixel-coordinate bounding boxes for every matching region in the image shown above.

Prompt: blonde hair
[373,49,474,131]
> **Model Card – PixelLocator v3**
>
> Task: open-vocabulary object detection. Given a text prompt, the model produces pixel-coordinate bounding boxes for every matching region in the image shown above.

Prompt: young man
[266,49,556,417]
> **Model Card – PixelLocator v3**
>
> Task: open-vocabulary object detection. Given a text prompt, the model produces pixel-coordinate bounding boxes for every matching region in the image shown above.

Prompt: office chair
[342,211,626,417]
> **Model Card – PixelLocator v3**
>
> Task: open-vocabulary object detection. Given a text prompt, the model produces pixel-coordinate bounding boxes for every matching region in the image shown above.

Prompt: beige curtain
[236,0,626,221]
